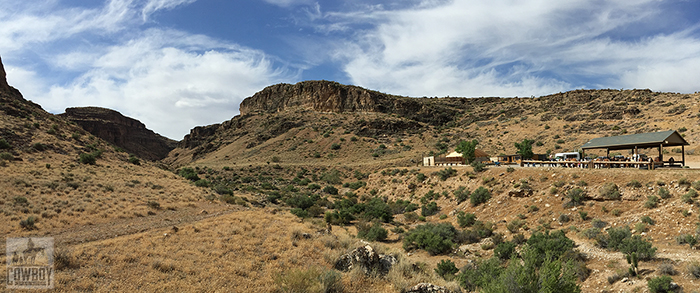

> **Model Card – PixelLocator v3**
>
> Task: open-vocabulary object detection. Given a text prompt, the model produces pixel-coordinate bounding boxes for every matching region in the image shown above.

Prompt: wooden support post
[682,145,686,167]
[659,144,663,163]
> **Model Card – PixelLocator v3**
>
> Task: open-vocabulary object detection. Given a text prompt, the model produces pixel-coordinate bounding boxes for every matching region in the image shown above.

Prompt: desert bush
[641,216,655,225]
[558,214,570,223]
[619,235,656,261]
[344,181,366,190]
[403,222,457,255]
[290,208,310,218]
[592,218,607,229]
[453,186,470,204]
[54,249,79,271]
[416,173,426,182]
[599,182,620,200]
[553,180,566,188]
[0,138,10,149]
[565,188,585,207]
[323,185,338,195]
[435,259,459,280]
[362,198,393,222]
[512,233,526,245]
[457,211,477,228]
[627,180,642,188]
[675,234,697,248]
[611,209,622,216]
[433,168,457,181]
[330,143,341,150]
[78,152,97,165]
[692,180,700,191]
[580,227,600,239]
[421,201,439,217]
[147,201,161,210]
[635,222,648,233]
[506,219,525,233]
[19,216,36,230]
[598,226,630,250]
[658,187,671,199]
[645,195,660,208]
[658,263,678,276]
[526,230,575,266]
[682,192,695,204]
[320,169,342,185]
[647,276,674,293]
[470,161,486,172]
[578,210,588,221]
[325,210,354,225]
[128,155,140,165]
[494,241,516,260]
[357,221,388,242]
[470,186,491,206]
[178,167,200,181]
[688,261,700,279]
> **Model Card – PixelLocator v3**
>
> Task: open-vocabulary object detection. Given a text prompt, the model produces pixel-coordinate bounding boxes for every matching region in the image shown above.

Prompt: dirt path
[575,238,700,263]
[0,201,243,257]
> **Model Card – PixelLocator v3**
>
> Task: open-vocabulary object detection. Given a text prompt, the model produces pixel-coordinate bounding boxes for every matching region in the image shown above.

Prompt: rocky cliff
[60,107,177,160]
[0,55,8,93]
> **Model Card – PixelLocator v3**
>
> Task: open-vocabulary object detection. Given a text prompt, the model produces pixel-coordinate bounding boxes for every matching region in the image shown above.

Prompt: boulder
[405,283,456,293]
[334,245,396,275]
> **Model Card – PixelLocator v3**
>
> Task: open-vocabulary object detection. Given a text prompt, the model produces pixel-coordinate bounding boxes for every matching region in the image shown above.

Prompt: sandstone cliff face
[239,80,394,115]
[60,107,177,160]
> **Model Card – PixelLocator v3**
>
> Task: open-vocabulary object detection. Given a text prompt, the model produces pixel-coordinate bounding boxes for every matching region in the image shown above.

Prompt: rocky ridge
[60,107,177,160]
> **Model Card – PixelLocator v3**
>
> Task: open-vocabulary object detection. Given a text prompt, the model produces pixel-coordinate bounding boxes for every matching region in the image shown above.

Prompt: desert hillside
[2,56,700,293]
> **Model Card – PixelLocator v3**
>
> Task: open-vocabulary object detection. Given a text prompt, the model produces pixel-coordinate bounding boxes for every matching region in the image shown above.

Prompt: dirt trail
[575,238,700,263]
[0,201,242,258]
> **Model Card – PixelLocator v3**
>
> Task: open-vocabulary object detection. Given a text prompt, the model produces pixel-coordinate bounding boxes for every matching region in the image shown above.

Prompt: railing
[521,160,663,170]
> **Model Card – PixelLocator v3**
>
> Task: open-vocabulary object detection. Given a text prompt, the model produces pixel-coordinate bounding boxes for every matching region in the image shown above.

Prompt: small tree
[435,259,459,280]
[514,139,534,160]
[456,139,479,164]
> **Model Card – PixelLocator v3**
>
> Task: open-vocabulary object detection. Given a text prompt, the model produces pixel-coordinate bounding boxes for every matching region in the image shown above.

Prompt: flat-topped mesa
[239,80,396,115]
[60,107,177,161]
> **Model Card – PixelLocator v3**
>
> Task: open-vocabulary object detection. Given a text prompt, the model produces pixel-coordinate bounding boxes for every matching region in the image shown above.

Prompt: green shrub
[416,173,426,182]
[453,186,470,204]
[290,208,310,218]
[578,210,588,221]
[362,198,393,222]
[320,169,342,185]
[641,216,655,225]
[645,195,659,208]
[506,219,525,233]
[147,201,161,210]
[403,223,458,255]
[688,261,700,279]
[324,210,354,225]
[194,179,210,187]
[457,211,477,228]
[433,168,457,181]
[526,230,574,266]
[356,221,388,241]
[323,185,338,195]
[19,216,36,230]
[128,155,141,165]
[494,241,516,260]
[599,182,620,200]
[421,201,439,217]
[78,152,97,165]
[692,180,700,191]
[658,187,671,199]
[330,143,341,150]
[619,235,656,261]
[178,167,200,181]
[470,161,486,172]
[627,180,642,188]
[647,276,674,293]
[435,259,459,280]
[470,186,491,206]
[13,196,29,205]
[0,138,10,149]
[565,188,585,207]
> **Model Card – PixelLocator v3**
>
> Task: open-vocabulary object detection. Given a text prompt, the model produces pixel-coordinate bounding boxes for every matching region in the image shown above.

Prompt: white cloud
[262,0,313,8]
[36,29,292,139]
[319,0,700,96]
[1,1,295,139]
[141,0,197,21]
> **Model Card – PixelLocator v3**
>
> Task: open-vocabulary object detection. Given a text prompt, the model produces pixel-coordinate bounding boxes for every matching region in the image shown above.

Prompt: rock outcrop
[0,55,9,93]
[334,245,397,275]
[239,80,459,127]
[405,283,457,293]
[60,107,177,160]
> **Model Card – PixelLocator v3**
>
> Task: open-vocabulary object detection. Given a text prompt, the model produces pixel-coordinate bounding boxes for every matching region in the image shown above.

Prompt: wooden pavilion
[581,130,689,167]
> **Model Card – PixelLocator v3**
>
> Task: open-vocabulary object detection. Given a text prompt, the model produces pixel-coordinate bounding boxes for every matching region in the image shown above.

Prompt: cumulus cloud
[35,30,291,139]
[262,0,314,8]
[1,0,295,139]
[315,0,700,96]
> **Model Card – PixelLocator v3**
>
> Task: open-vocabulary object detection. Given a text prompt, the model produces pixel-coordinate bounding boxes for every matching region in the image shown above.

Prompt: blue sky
[2,0,700,139]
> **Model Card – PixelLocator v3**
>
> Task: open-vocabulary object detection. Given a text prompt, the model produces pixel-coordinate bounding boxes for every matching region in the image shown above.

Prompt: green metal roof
[581,130,689,150]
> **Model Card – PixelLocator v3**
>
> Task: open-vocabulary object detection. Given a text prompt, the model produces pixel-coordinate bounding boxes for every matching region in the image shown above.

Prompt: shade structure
[581,130,688,151]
